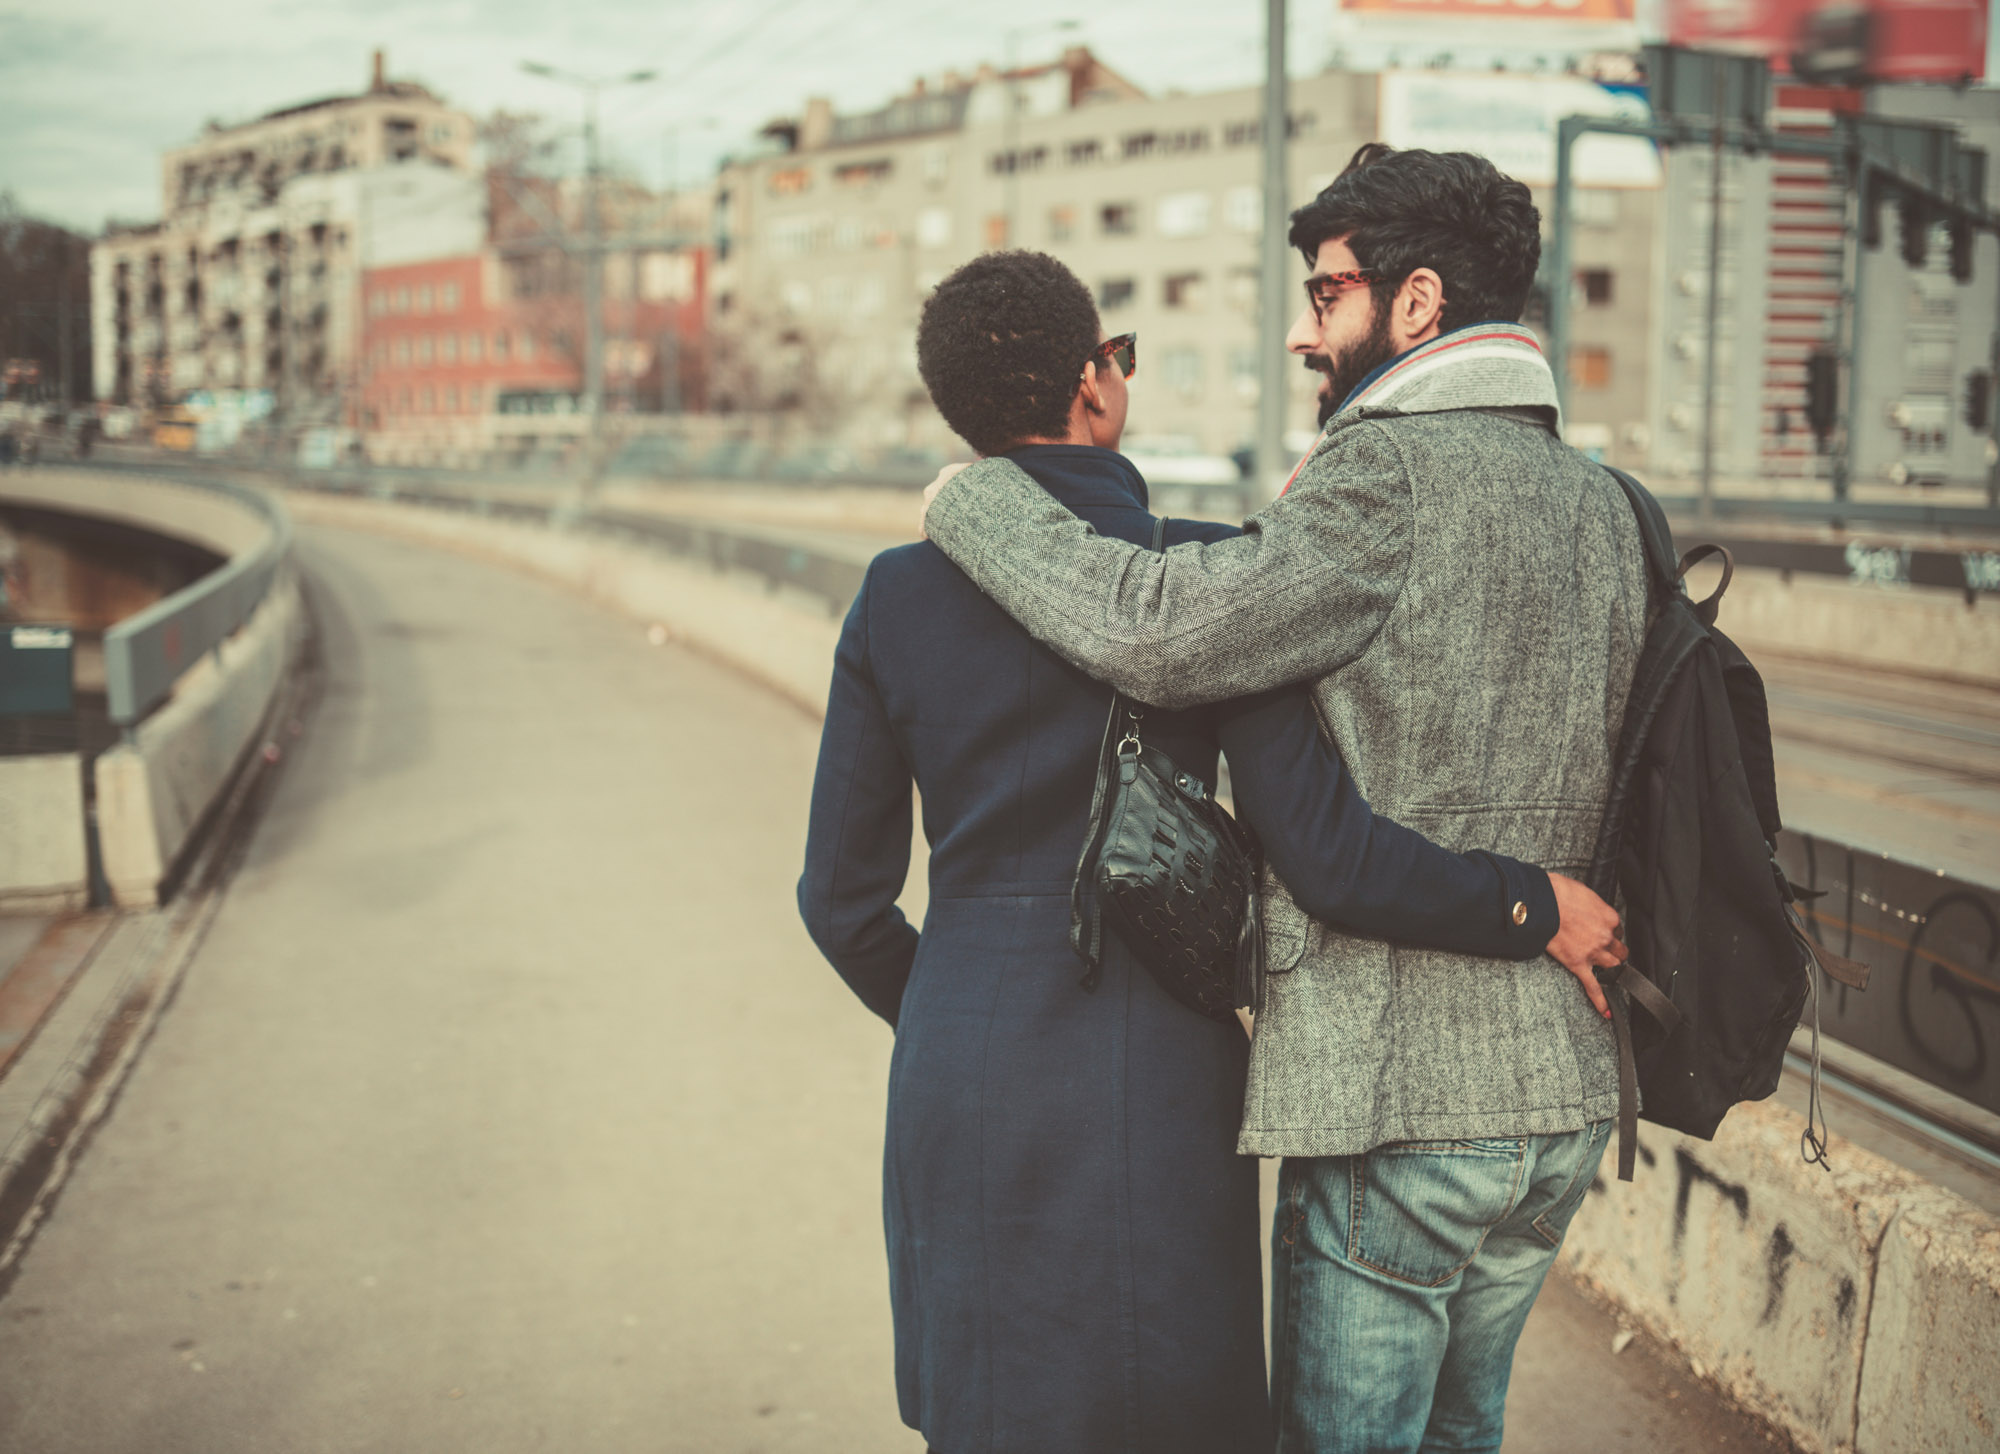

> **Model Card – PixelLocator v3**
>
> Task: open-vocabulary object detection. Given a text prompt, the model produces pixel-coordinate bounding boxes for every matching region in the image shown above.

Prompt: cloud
[0,0,1329,231]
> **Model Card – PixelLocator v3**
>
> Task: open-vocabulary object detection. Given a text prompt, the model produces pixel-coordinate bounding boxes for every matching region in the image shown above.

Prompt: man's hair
[1287,145,1542,333]
[917,250,1100,456]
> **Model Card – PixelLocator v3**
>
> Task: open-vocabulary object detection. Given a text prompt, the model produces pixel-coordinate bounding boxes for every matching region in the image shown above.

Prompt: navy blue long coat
[799,446,1557,1454]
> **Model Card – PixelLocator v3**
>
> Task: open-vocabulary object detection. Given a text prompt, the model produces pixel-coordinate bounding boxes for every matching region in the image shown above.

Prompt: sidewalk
[0,514,1796,1452]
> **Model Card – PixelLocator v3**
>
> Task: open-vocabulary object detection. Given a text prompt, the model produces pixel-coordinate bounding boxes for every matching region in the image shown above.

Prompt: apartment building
[1648,83,2000,491]
[712,48,1661,464]
[360,241,706,465]
[88,52,480,419]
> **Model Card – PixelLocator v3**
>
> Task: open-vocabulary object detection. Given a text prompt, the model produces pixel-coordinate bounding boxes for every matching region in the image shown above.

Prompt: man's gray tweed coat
[925,383,1649,1157]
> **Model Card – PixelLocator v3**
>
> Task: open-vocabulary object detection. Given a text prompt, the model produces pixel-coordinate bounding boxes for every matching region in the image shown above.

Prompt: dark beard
[1310,299,1398,427]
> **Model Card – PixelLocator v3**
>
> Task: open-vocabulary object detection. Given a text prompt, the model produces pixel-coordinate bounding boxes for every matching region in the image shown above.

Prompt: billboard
[1378,72,1664,186]
[1344,0,1636,16]
[1666,0,1987,82]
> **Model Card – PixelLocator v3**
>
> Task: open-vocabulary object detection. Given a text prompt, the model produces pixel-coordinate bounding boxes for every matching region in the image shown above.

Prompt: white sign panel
[1378,73,1661,187]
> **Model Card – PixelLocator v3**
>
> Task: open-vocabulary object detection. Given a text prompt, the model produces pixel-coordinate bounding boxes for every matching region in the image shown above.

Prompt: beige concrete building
[710,49,1661,468]
[89,52,480,420]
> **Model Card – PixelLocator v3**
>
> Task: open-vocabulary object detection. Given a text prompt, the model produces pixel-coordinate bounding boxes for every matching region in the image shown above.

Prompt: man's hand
[1544,872,1627,1019]
[919,461,970,539]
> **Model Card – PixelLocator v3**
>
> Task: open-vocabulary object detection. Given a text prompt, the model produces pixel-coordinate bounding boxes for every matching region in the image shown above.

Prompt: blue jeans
[1270,1120,1612,1454]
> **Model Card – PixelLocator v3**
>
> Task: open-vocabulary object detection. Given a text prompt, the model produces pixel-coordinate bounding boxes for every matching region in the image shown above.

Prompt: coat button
[1511,901,1529,925]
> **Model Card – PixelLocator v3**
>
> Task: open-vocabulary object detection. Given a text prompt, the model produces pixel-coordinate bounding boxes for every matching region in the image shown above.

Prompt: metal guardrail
[1657,493,2000,540]
[1779,831,2000,1128]
[1669,522,2000,599]
[102,476,291,727]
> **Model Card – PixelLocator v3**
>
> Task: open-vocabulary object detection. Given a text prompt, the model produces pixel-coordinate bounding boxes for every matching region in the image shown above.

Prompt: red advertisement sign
[1666,0,1987,82]
[1343,0,1636,17]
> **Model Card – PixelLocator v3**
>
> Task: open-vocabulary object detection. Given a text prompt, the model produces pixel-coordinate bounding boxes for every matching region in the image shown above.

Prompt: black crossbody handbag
[1069,520,1265,1025]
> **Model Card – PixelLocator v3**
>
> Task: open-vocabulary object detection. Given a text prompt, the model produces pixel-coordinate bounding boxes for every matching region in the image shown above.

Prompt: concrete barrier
[0,756,88,914]
[1559,1099,2000,1454]
[284,493,843,718]
[292,485,2000,1454]
[93,572,304,907]
[0,469,301,910]
[1705,566,1999,689]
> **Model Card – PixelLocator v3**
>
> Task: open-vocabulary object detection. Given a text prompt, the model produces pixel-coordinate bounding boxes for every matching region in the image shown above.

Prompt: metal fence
[103,477,292,727]
[1779,830,2000,1126]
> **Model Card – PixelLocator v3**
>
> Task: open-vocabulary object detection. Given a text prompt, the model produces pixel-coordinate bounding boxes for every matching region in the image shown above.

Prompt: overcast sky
[0,0,1343,232]
[4,1,1995,234]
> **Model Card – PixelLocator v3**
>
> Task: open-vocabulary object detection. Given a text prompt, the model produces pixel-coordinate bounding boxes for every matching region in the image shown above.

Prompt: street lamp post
[1002,21,1079,249]
[520,62,655,478]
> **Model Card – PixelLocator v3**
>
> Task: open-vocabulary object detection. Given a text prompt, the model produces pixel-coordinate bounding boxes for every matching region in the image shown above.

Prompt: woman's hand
[919,462,971,539]
[1543,872,1628,1019]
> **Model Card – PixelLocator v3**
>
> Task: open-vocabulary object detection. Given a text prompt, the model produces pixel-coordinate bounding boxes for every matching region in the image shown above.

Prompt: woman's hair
[1288,145,1543,333]
[916,250,1101,456]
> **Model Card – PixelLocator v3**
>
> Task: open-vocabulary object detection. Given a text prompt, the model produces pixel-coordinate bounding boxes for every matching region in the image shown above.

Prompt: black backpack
[1589,469,1869,1182]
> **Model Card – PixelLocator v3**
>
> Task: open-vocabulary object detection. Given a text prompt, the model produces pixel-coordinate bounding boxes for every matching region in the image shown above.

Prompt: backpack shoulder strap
[1600,465,1681,602]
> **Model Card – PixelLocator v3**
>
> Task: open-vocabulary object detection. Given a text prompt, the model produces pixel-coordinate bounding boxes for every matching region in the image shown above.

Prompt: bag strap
[1069,518,1169,991]
[1600,465,1682,605]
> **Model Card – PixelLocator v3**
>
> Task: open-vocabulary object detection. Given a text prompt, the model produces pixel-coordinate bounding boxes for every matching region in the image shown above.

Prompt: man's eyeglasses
[1303,270,1378,321]
[1089,333,1137,380]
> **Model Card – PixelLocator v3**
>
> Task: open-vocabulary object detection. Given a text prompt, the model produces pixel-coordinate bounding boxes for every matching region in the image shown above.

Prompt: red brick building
[360,246,705,464]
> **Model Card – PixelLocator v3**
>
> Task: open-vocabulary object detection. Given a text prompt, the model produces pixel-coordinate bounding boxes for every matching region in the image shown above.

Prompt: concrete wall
[0,471,273,562]
[94,573,304,908]
[1561,1101,2000,1454]
[1711,567,1999,689]
[284,493,842,717]
[0,756,88,914]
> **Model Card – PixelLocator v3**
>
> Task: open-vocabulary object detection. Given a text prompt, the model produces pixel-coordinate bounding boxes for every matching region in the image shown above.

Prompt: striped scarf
[1282,322,1560,495]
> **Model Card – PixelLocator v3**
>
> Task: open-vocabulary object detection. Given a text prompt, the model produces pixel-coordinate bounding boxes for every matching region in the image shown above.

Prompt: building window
[1049,206,1075,243]
[368,291,388,317]
[1225,186,1261,234]
[465,384,482,412]
[1067,138,1102,166]
[769,167,811,196]
[1098,278,1136,310]
[1579,269,1614,306]
[440,282,461,312]
[1161,347,1204,398]
[416,284,433,314]
[444,386,458,412]
[441,334,459,364]
[917,208,952,249]
[1163,272,1206,310]
[1229,348,1259,399]
[984,215,1009,250]
[1156,192,1210,239]
[464,332,483,363]
[921,145,949,186]
[1570,346,1612,389]
[399,385,412,410]
[492,331,510,361]
[421,385,435,412]
[835,158,892,186]
[393,337,410,365]
[518,332,534,362]
[393,286,410,313]
[1100,202,1136,237]
[415,334,433,365]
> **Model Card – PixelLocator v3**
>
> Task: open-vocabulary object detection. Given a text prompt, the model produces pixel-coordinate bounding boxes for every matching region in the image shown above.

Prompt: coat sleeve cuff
[1474,853,1558,960]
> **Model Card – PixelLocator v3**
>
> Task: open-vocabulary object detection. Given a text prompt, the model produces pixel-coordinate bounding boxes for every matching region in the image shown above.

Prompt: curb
[0,598,317,1293]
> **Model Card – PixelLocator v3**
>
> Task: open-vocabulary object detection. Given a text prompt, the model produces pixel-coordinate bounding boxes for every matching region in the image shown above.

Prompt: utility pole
[521,61,656,486]
[1698,136,1726,520]
[1254,0,1290,512]
[57,236,74,411]
[1002,21,1078,249]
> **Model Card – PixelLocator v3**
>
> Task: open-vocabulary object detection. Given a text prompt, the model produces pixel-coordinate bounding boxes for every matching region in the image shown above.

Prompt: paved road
[0,523,1782,1452]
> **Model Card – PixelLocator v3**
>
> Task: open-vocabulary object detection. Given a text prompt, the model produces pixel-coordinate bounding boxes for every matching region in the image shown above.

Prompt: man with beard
[917,146,1650,1452]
